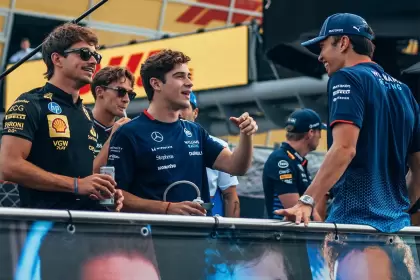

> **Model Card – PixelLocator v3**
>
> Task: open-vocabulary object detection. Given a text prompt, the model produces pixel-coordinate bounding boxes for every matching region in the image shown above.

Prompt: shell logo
[52,118,67,133]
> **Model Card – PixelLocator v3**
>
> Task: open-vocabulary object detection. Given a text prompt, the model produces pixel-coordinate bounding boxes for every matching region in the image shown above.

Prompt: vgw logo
[53,140,68,150]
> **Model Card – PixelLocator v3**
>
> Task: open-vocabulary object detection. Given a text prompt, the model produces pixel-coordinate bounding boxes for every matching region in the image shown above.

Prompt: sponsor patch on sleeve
[280,174,293,180]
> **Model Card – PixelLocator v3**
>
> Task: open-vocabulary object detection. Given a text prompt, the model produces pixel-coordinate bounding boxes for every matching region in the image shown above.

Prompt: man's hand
[78,174,116,199]
[113,189,124,211]
[89,189,124,212]
[230,112,258,136]
[110,117,131,136]
[275,202,322,226]
[166,201,207,216]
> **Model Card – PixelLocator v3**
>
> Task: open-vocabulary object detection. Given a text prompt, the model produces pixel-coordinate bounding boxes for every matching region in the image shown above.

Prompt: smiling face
[317,36,351,76]
[60,41,98,86]
[152,63,193,110]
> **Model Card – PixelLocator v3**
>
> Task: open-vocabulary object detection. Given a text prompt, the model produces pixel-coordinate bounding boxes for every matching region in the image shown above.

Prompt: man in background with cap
[179,92,240,217]
[262,109,326,220]
[277,13,420,233]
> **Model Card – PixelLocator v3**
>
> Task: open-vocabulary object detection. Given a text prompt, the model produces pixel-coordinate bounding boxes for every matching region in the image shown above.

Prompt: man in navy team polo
[263,109,326,220]
[277,13,420,233]
[107,50,258,216]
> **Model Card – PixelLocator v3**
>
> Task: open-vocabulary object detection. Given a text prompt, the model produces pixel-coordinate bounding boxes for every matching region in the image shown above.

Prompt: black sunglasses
[102,86,136,101]
[63,48,102,64]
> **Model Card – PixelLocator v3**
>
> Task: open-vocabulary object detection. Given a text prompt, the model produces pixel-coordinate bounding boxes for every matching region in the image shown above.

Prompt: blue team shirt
[263,143,312,219]
[326,62,420,233]
[107,110,225,207]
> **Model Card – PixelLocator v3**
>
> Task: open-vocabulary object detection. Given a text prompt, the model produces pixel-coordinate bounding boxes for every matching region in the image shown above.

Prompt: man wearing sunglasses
[90,66,135,173]
[0,23,123,211]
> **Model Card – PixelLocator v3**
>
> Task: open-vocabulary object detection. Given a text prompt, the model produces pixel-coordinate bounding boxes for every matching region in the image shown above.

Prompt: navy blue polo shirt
[107,110,225,208]
[263,142,312,219]
[326,62,420,232]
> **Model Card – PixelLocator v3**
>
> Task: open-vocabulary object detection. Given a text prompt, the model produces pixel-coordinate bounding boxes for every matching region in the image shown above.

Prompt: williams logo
[184,140,199,148]
[184,128,192,137]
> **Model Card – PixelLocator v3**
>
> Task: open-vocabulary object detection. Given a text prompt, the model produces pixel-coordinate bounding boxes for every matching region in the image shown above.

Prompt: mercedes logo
[151,131,163,142]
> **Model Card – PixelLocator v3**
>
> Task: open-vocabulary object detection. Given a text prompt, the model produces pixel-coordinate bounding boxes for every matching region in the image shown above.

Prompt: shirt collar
[280,142,308,166]
[93,118,113,132]
[44,82,83,106]
[142,109,181,126]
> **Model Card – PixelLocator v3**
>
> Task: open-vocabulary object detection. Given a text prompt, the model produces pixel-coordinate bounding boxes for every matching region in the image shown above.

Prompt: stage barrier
[0,208,419,280]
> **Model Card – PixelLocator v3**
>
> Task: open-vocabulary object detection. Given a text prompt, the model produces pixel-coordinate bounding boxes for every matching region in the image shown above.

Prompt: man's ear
[51,52,64,68]
[340,36,352,53]
[193,108,199,120]
[95,86,104,99]
[150,78,162,91]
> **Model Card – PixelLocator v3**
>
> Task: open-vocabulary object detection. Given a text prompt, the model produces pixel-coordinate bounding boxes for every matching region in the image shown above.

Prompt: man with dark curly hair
[0,23,123,211]
[107,49,258,215]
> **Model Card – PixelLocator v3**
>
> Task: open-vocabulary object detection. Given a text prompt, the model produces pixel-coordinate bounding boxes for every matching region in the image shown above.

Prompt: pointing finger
[230,116,240,123]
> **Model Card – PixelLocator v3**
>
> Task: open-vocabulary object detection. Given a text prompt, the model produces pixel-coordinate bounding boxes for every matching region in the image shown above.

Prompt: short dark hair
[42,23,99,80]
[332,26,376,58]
[286,132,306,141]
[91,66,135,99]
[140,49,191,101]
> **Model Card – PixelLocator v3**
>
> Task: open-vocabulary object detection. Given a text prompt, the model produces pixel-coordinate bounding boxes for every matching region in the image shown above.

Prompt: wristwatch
[298,195,315,208]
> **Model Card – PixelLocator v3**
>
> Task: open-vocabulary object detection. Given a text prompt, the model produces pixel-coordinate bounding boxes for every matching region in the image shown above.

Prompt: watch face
[300,196,313,205]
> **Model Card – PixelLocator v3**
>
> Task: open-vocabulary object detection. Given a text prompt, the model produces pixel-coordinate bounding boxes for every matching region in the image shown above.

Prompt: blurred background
[0,0,419,217]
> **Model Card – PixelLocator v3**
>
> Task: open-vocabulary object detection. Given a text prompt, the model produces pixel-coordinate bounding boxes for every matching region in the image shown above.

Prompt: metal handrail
[1,207,420,235]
